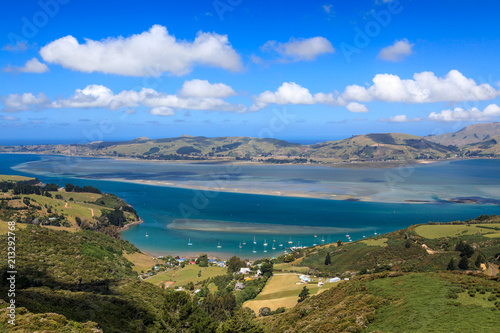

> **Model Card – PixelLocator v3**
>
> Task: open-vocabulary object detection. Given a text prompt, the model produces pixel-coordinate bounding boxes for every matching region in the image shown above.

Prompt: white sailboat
[187,238,192,245]
[252,247,257,253]
[253,236,257,244]
[239,243,242,249]
[263,239,268,246]
[217,242,222,248]
[288,237,293,244]
[145,232,149,237]
[321,236,325,242]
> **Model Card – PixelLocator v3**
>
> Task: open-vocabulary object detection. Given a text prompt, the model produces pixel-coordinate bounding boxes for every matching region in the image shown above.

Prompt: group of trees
[65,183,102,194]
[447,240,484,271]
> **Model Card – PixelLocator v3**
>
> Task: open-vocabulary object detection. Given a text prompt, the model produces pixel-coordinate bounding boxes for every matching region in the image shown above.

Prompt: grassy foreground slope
[0,226,167,333]
[262,271,500,332]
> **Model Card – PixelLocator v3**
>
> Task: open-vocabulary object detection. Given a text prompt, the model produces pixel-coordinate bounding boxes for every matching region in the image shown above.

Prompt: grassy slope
[243,274,339,313]
[0,175,33,182]
[0,182,138,228]
[262,272,500,332]
[0,226,166,333]
[414,223,500,239]
[0,130,474,163]
[427,122,500,146]
[297,218,500,276]
[366,273,500,332]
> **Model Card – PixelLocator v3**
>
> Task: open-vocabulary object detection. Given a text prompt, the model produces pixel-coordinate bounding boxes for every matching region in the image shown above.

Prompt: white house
[329,277,341,283]
[299,275,311,283]
[239,267,251,275]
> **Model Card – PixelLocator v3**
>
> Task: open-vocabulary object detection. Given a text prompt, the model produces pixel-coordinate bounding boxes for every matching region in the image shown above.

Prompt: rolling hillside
[427,122,500,146]
[0,130,471,164]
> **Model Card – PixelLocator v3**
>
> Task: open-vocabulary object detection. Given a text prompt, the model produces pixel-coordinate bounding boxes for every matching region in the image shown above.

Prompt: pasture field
[0,220,27,234]
[359,237,388,247]
[0,175,33,182]
[123,251,159,273]
[243,273,340,313]
[273,263,311,273]
[414,223,500,239]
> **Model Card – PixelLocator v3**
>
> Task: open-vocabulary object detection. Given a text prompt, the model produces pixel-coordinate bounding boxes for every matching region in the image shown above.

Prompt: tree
[258,307,271,317]
[227,255,246,274]
[455,240,474,258]
[458,256,469,270]
[216,307,264,333]
[447,258,457,271]
[298,286,310,302]
[324,252,331,266]
[260,260,274,278]
[337,239,342,247]
[475,254,485,268]
[196,254,209,267]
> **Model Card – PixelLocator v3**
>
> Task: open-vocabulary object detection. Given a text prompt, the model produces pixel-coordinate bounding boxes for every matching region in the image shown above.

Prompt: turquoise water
[2,153,500,259]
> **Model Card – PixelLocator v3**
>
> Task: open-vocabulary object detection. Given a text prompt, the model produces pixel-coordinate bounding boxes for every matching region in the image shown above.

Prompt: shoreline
[119,218,144,232]
[98,176,376,202]
[1,151,472,169]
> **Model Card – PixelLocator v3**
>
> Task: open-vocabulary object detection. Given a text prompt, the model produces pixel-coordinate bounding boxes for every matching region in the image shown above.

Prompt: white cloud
[2,81,246,114]
[250,82,343,111]
[428,104,500,122]
[345,102,368,113]
[2,93,50,112]
[4,58,49,74]
[378,39,414,62]
[380,114,422,122]
[150,106,175,116]
[39,25,242,76]
[343,70,500,103]
[2,42,28,52]
[261,37,334,61]
[180,79,236,98]
[322,4,333,14]
[1,115,19,121]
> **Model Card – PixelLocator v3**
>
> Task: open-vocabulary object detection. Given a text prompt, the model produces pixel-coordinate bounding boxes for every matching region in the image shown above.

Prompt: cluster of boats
[202,235,329,253]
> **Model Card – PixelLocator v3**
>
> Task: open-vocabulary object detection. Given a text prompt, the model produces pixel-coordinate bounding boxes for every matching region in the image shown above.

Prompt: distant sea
[2,153,500,259]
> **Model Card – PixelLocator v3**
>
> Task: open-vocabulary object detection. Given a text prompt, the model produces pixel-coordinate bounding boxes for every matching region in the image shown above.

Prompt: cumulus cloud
[428,104,500,122]
[342,70,500,103]
[2,81,245,114]
[180,79,236,98]
[261,37,334,61]
[150,106,175,116]
[379,114,422,122]
[2,93,50,112]
[378,39,414,62]
[4,58,49,73]
[345,102,368,113]
[39,25,242,76]
[250,82,343,111]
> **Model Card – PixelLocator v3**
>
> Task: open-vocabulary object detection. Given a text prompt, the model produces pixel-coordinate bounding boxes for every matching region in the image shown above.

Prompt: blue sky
[1,0,500,144]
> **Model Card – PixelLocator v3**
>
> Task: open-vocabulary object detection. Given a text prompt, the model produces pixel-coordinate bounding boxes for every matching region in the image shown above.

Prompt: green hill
[0,130,466,164]
[427,122,500,146]
[262,271,500,332]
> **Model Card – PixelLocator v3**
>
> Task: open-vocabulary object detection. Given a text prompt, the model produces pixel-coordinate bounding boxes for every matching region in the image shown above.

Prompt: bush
[259,307,271,317]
